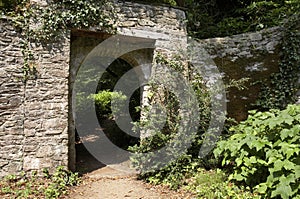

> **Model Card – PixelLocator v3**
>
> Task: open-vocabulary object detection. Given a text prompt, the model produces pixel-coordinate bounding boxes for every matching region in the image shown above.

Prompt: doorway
[68,30,155,173]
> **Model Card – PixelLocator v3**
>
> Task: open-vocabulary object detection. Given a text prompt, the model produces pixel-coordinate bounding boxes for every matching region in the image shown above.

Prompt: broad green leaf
[257,159,267,165]
[280,129,292,140]
[244,157,251,167]
[266,173,274,184]
[235,158,243,167]
[249,156,257,164]
[291,124,300,135]
[286,148,299,159]
[266,149,283,161]
[295,114,300,122]
[295,165,300,178]
[283,173,296,184]
[248,167,257,174]
[256,183,268,193]
[230,133,246,140]
[290,135,300,144]
[273,160,285,172]
[278,142,299,158]
[233,173,245,181]
[267,156,278,164]
[248,110,257,115]
[271,183,292,199]
[281,114,294,125]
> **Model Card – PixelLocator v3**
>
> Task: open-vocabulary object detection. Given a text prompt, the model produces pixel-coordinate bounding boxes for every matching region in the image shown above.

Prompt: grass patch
[184,168,259,199]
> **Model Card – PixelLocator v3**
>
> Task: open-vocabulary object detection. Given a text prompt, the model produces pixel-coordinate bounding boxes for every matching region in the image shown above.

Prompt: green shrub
[187,0,300,39]
[43,166,80,198]
[128,53,211,189]
[129,53,247,189]
[255,14,300,110]
[214,104,300,199]
[89,90,127,118]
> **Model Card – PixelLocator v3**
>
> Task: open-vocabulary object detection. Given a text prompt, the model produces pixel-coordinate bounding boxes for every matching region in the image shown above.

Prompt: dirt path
[67,166,195,199]
[69,134,195,199]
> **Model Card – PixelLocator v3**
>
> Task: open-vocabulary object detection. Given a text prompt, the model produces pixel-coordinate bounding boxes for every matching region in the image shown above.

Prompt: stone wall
[197,27,285,121]
[115,1,187,51]
[0,18,70,177]
[0,19,25,177]
[22,38,70,172]
[0,1,187,177]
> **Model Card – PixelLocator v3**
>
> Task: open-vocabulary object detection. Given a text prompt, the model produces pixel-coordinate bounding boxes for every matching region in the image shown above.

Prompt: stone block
[120,21,136,27]
[23,156,40,170]
[249,33,262,41]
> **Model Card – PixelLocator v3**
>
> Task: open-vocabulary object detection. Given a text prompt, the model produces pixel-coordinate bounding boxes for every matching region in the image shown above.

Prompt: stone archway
[68,30,155,171]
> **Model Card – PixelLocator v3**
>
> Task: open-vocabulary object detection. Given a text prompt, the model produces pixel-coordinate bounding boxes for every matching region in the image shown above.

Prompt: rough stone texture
[197,27,286,121]
[0,17,70,177]
[0,19,25,177]
[116,1,187,50]
[22,38,70,172]
[0,1,187,177]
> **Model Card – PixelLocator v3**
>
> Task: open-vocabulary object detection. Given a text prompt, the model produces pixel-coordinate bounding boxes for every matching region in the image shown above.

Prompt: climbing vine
[2,0,116,82]
[255,14,300,110]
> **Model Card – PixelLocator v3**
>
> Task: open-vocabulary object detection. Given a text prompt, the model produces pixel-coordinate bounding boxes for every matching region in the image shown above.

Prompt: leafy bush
[129,53,244,189]
[43,166,80,198]
[255,14,300,110]
[128,53,212,189]
[214,104,300,199]
[90,90,127,118]
[187,0,300,39]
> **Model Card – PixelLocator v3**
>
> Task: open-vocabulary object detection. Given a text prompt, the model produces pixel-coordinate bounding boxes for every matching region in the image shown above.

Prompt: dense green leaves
[186,0,300,39]
[255,14,300,110]
[214,104,300,199]
[129,53,212,189]
[1,0,116,81]
[89,90,127,118]
[31,0,116,40]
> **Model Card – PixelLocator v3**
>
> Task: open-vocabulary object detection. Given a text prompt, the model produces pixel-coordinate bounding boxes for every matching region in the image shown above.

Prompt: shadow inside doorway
[75,120,138,175]
[75,142,106,175]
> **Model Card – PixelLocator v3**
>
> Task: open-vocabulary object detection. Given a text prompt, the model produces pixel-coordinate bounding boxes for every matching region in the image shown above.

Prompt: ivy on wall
[1,0,116,82]
[255,14,300,110]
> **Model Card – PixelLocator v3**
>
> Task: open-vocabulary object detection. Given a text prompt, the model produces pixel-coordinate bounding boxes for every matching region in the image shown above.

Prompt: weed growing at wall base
[184,168,258,199]
[0,166,80,199]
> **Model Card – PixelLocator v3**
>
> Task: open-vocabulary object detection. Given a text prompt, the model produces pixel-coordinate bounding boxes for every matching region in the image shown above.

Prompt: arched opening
[94,58,141,150]
[68,30,155,173]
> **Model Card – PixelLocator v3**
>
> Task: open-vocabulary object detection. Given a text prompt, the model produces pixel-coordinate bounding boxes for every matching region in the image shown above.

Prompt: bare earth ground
[66,141,195,199]
[67,166,195,199]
